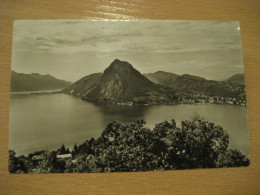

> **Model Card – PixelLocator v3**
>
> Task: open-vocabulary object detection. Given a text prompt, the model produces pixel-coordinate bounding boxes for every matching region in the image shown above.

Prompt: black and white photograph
[9,20,249,174]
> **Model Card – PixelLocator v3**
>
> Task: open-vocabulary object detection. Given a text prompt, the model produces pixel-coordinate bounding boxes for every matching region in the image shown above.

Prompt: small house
[32,154,44,166]
[56,153,72,160]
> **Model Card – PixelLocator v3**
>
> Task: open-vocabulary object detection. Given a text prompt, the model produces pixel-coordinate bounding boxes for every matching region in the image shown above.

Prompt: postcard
[9,20,249,173]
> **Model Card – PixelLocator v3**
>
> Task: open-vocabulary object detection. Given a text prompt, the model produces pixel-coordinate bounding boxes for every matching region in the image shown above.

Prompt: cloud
[12,20,244,81]
[13,20,242,55]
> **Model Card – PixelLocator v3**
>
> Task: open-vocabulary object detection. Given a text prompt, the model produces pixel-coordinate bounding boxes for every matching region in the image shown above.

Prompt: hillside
[144,71,179,86]
[62,73,102,96]
[11,71,71,92]
[63,60,246,105]
[169,75,245,98]
[63,59,171,104]
[145,72,245,98]
[226,74,245,85]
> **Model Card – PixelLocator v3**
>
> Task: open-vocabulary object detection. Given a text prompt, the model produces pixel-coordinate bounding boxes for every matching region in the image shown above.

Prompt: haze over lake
[9,93,249,156]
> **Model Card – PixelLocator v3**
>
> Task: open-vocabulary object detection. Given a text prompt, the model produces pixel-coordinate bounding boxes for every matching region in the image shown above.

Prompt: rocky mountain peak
[66,59,163,103]
[104,59,134,74]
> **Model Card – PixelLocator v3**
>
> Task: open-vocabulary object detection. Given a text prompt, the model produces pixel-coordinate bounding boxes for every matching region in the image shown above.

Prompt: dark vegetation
[9,116,249,173]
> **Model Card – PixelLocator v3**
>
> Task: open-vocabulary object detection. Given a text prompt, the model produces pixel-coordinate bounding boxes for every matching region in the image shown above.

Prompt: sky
[12,20,244,82]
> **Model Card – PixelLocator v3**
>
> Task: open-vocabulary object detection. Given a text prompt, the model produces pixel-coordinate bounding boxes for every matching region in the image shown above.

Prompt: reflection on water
[9,94,249,156]
[99,104,149,122]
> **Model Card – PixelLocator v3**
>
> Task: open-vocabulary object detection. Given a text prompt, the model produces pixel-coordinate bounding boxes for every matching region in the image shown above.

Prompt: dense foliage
[9,118,249,173]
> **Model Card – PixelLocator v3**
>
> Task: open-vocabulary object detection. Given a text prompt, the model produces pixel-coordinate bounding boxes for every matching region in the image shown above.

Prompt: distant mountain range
[144,71,245,86]
[11,71,71,92]
[62,59,245,104]
[11,59,245,104]
[144,71,245,98]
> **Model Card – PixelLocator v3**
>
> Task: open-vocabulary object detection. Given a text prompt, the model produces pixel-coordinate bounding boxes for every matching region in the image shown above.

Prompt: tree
[9,150,28,173]
[166,118,230,169]
[190,111,204,121]
[60,144,67,154]
[28,150,45,159]
[45,151,58,173]
[56,159,66,172]
[216,149,250,167]
[72,143,79,157]
[11,117,249,173]
[9,150,18,173]
[73,119,248,172]
[65,160,77,173]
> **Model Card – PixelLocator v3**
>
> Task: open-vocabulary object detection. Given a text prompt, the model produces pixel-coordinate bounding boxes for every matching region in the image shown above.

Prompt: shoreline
[10,91,247,106]
[10,90,62,95]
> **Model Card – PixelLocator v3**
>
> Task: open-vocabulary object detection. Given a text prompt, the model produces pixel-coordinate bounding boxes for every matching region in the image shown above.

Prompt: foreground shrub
[9,118,249,173]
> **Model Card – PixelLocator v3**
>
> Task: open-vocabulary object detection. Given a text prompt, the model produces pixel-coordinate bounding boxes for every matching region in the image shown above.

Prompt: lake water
[9,93,249,156]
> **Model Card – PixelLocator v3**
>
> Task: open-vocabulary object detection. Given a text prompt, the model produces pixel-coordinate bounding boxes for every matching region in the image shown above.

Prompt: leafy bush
[9,118,249,173]
[72,118,248,172]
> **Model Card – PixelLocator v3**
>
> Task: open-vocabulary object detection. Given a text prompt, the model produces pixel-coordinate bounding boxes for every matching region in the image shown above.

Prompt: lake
[9,93,249,156]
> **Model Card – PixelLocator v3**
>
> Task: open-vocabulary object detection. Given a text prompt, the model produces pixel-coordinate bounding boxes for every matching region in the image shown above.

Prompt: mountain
[145,72,245,98]
[144,72,207,88]
[11,71,71,92]
[144,71,179,86]
[62,59,170,104]
[226,74,245,85]
[63,60,245,105]
[169,75,244,97]
[62,73,102,96]
[166,74,207,90]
